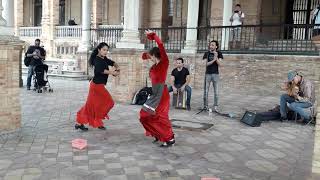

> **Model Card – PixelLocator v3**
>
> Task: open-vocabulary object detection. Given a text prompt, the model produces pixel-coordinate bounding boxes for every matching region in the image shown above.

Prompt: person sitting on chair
[280,71,316,123]
[168,57,192,111]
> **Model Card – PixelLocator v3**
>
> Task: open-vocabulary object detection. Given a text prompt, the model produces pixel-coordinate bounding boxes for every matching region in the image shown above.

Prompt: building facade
[1,0,319,77]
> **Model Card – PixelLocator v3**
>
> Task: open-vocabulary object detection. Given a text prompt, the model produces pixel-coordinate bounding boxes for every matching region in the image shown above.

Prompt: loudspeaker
[240,111,261,127]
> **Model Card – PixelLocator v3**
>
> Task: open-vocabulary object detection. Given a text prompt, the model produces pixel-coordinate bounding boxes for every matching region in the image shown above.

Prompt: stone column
[0,0,24,132]
[3,0,14,29]
[181,0,199,54]
[78,0,92,52]
[92,0,103,28]
[76,0,92,76]
[40,0,59,57]
[0,0,6,27]
[221,0,233,50]
[116,0,144,49]
[41,0,51,56]
[14,0,24,36]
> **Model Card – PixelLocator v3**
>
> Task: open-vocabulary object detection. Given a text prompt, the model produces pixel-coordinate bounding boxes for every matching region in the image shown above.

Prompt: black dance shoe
[98,126,106,130]
[75,124,88,131]
[160,138,175,148]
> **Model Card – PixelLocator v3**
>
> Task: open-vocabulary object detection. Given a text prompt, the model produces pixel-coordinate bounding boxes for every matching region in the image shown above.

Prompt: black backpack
[135,87,152,105]
[24,54,31,67]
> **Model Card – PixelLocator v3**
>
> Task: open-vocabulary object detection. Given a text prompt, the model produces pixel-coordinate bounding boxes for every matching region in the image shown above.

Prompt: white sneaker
[213,106,218,112]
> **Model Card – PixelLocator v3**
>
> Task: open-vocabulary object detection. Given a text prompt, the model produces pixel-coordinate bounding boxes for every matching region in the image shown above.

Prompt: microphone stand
[196,51,210,115]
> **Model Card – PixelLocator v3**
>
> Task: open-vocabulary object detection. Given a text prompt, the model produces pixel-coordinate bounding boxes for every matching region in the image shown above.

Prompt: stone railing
[98,24,123,29]
[91,25,123,48]
[55,25,82,38]
[56,45,78,56]
[19,26,42,37]
[53,39,80,59]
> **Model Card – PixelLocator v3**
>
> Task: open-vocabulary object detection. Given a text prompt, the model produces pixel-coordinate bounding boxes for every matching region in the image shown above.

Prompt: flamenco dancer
[75,42,120,131]
[140,30,175,147]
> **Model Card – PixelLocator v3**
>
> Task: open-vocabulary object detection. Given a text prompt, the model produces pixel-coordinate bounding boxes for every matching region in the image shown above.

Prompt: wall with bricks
[177,54,320,97]
[109,52,320,103]
[108,49,147,103]
[0,37,24,132]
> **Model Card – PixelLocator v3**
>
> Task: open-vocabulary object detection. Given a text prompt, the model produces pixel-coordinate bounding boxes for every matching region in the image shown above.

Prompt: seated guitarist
[168,57,192,111]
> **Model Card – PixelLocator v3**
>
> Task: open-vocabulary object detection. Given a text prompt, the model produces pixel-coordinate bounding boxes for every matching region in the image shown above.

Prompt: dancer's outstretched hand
[145,29,154,35]
[145,30,156,40]
[142,52,151,60]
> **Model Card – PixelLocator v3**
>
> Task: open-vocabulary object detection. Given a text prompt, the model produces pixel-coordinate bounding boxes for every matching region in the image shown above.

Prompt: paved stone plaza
[0,78,315,180]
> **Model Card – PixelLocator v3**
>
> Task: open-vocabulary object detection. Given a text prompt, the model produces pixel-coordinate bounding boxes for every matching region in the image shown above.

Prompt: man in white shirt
[229,4,245,49]
[311,4,320,37]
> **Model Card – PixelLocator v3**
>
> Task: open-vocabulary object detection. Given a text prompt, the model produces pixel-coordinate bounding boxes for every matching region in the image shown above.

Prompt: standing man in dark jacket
[25,39,46,90]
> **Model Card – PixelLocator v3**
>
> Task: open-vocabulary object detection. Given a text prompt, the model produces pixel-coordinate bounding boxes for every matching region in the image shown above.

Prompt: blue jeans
[168,85,192,106]
[280,94,312,120]
[204,74,219,107]
[26,65,35,88]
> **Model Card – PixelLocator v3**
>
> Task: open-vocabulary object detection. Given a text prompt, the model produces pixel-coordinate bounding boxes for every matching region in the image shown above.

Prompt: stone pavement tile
[165,177,184,180]
[59,167,91,180]
[143,171,161,180]
[90,170,107,176]
[269,175,290,180]
[21,174,41,180]
[3,175,22,180]
[89,159,105,165]
[107,168,125,176]
[156,164,174,171]
[86,173,106,180]
[106,163,122,169]
[126,174,145,180]
[72,160,88,167]
[104,175,127,180]
[119,156,136,162]
[159,170,179,178]
[88,150,103,155]
[124,167,141,175]
[76,166,89,171]
[8,163,27,171]
[59,162,72,167]
[57,152,73,157]
[57,156,72,162]
[137,160,154,167]
[73,155,88,161]
[89,164,106,171]
[120,161,138,168]
[138,165,159,173]
[176,169,195,176]
[5,169,24,176]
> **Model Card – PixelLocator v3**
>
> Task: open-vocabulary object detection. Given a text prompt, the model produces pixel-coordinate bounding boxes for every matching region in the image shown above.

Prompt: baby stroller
[33,64,53,93]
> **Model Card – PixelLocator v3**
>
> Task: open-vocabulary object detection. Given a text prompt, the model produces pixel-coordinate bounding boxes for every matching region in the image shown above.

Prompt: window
[59,0,66,25]
[168,0,174,26]
[168,0,174,16]
[34,0,42,26]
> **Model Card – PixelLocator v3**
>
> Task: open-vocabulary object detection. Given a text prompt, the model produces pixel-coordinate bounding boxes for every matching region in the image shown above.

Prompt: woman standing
[140,30,175,147]
[75,42,120,131]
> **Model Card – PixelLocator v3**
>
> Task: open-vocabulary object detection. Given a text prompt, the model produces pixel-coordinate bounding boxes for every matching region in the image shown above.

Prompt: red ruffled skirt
[139,87,174,142]
[76,81,114,128]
